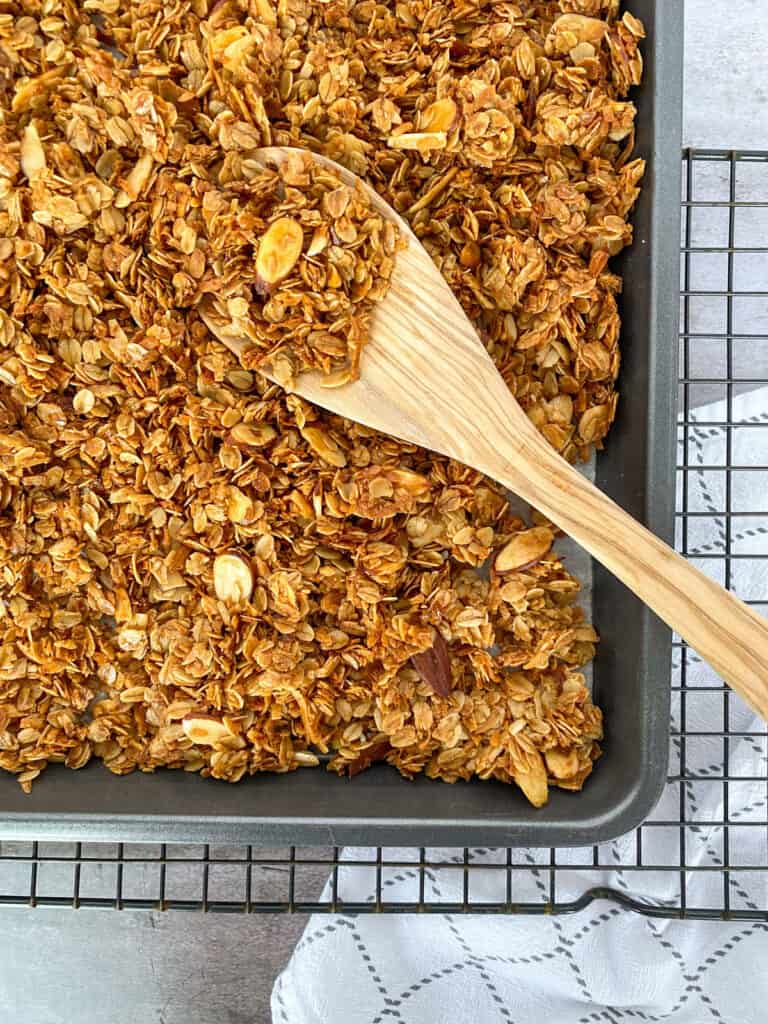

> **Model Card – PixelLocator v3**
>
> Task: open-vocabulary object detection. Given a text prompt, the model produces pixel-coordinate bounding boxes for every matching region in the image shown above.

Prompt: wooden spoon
[201,147,768,720]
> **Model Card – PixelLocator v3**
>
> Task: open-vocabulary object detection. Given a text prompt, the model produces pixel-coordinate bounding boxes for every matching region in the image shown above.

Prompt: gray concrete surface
[685,0,768,149]
[0,908,304,1024]
[2,5,767,1024]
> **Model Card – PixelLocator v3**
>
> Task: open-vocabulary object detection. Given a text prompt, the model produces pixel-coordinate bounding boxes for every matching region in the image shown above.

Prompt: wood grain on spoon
[201,146,768,722]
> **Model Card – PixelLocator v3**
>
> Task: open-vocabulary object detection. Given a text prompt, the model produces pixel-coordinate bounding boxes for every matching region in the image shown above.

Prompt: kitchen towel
[272,387,768,1024]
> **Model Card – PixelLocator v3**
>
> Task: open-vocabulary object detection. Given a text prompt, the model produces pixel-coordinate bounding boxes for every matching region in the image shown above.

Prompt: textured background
[2,4,766,1023]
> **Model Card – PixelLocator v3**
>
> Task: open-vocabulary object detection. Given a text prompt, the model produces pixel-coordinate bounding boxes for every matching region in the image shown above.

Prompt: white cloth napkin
[272,388,768,1024]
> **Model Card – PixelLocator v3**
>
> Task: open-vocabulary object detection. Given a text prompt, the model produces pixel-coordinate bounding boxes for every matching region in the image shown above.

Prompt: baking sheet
[0,0,683,846]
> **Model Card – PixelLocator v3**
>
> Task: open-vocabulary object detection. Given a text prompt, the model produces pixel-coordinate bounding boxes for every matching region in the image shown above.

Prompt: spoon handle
[481,393,768,720]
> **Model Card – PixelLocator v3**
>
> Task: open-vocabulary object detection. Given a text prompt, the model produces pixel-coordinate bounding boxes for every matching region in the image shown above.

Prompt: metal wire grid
[0,150,767,920]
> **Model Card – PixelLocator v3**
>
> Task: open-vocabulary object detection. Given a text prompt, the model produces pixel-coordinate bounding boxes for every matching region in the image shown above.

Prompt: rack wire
[1,150,767,920]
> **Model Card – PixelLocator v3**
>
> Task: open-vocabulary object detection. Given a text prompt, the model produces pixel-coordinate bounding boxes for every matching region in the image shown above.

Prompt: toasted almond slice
[255,216,303,290]
[307,224,329,257]
[369,477,394,499]
[210,26,250,58]
[230,422,277,448]
[300,426,347,467]
[119,686,149,704]
[226,368,255,391]
[11,66,68,114]
[21,122,47,182]
[254,0,278,27]
[308,330,347,357]
[410,632,452,697]
[119,151,154,203]
[293,750,320,766]
[345,738,392,777]
[494,526,554,574]
[513,752,549,807]
[226,485,252,523]
[544,746,580,780]
[387,131,447,152]
[325,264,342,288]
[570,41,596,63]
[551,13,608,45]
[421,97,458,133]
[386,468,431,495]
[182,714,231,746]
[213,552,253,603]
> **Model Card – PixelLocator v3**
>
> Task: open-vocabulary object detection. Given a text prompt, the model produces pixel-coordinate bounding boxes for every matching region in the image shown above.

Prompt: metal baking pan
[0,0,683,846]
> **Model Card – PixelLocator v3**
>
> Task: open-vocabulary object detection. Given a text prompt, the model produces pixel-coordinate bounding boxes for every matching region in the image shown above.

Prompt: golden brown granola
[202,150,404,386]
[0,0,645,806]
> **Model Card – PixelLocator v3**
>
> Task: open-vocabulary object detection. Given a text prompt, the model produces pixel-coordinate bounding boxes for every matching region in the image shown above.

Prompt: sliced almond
[294,750,320,766]
[118,151,154,204]
[307,224,329,257]
[230,422,277,448]
[210,27,250,59]
[325,264,342,288]
[411,632,452,697]
[226,485,252,523]
[494,526,554,574]
[255,217,303,291]
[226,368,255,391]
[21,122,47,182]
[513,751,549,807]
[544,746,580,780]
[182,714,231,746]
[254,0,278,28]
[387,131,447,152]
[551,13,608,45]
[368,477,394,499]
[387,468,431,495]
[345,738,392,778]
[421,97,458,133]
[213,552,253,603]
[570,41,596,63]
[307,330,347,357]
[11,66,67,114]
[300,426,347,467]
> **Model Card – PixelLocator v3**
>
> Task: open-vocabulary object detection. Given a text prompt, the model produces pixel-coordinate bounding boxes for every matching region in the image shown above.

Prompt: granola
[0,0,645,806]
[202,150,404,386]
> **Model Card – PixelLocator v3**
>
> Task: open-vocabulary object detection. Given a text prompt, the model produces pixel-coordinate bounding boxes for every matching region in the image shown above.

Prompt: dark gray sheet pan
[0,0,683,846]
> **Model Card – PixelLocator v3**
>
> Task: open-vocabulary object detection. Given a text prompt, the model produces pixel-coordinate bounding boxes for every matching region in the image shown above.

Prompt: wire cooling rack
[1,150,767,920]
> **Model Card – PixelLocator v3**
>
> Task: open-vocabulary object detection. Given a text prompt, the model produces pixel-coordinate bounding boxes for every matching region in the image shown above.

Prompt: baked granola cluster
[0,0,643,805]
[204,149,404,386]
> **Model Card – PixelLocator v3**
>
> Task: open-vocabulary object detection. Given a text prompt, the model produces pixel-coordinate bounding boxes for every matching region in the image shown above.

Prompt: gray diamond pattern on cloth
[272,389,768,1023]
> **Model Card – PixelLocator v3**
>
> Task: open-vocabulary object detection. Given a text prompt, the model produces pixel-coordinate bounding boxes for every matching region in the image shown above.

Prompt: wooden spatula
[201,147,768,721]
